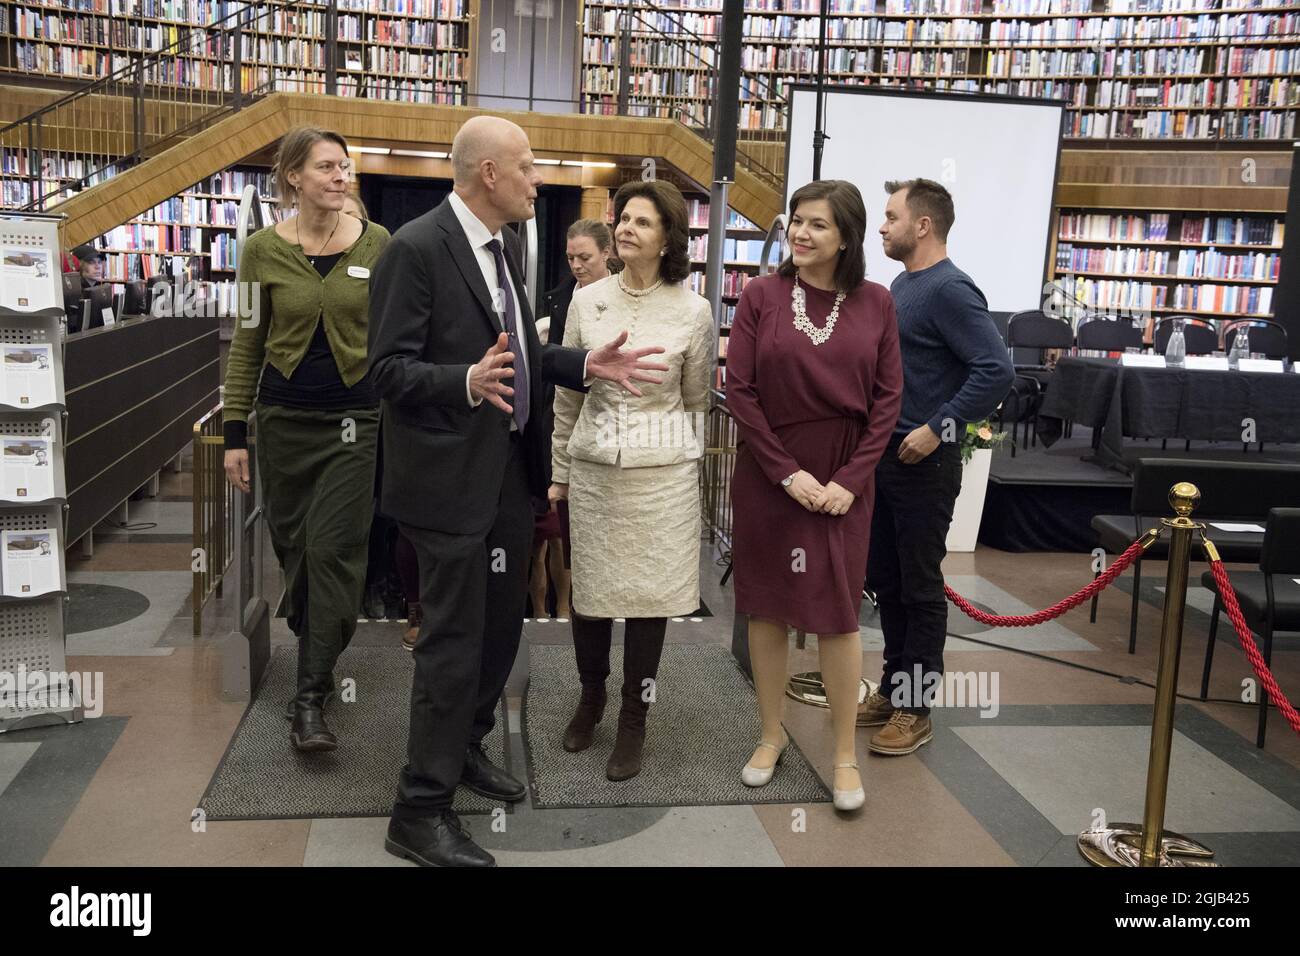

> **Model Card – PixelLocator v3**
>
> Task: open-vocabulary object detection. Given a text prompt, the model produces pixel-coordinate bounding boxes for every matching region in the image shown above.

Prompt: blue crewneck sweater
[889,258,1014,439]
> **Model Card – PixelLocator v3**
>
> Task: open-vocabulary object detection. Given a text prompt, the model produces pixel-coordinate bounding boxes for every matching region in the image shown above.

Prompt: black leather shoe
[385,811,495,868]
[460,744,526,802]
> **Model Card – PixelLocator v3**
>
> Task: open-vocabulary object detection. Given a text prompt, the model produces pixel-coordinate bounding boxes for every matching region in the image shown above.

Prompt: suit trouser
[395,436,532,812]
[255,402,378,676]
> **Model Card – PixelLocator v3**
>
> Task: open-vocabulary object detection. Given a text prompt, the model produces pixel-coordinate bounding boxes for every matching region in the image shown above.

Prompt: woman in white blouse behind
[548,179,714,782]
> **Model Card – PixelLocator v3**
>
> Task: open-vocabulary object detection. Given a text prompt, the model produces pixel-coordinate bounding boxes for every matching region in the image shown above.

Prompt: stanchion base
[1077,825,1218,867]
[785,674,874,708]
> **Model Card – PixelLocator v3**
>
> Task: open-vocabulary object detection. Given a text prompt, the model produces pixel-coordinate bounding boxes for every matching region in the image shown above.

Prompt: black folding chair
[1006,310,1074,450]
[1076,315,1143,353]
[1199,508,1300,749]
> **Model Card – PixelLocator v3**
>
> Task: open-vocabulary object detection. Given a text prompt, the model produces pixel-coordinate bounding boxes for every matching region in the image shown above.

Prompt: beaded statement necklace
[792,272,845,346]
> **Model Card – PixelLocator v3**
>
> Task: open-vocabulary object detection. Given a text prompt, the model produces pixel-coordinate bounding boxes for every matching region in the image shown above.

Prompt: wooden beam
[52,92,785,246]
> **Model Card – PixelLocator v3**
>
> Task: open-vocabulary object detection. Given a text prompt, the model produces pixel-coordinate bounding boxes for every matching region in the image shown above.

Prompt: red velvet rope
[1207,560,1300,737]
[943,537,1148,628]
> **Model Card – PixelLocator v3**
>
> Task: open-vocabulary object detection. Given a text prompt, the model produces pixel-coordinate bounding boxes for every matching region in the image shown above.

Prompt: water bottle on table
[1227,323,1250,370]
[1164,317,1186,368]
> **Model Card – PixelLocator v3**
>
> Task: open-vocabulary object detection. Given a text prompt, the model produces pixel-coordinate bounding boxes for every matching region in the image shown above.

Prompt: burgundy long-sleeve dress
[727,272,903,634]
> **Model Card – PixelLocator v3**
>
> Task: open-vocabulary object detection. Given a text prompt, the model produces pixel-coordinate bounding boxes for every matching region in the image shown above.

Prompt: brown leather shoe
[605,696,647,781]
[402,601,422,652]
[856,690,895,727]
[868,711,933,756]
[562,685,606,753]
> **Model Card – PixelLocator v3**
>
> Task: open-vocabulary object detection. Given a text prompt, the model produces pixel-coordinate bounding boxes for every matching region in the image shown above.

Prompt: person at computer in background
[71,245,105,289]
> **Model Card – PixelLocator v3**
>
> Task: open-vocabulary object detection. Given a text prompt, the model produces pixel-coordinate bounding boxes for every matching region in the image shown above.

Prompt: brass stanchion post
[1078,482,1218,867]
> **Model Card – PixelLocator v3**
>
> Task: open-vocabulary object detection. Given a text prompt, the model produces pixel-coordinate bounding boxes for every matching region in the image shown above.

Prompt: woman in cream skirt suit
[548,179,714,782]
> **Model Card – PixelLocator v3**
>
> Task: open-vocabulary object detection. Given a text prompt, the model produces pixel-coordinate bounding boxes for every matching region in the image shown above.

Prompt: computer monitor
[62,272,83,331]
[145,274,169,315]
[85,283,114,330]
[121,280,147,318]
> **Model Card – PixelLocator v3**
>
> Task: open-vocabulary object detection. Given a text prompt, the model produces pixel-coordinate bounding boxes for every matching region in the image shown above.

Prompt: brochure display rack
[0,211,80,732]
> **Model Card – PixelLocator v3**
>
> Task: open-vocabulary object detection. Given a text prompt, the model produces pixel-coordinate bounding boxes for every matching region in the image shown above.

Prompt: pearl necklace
[617,273,664,297]
[791,273,845,346]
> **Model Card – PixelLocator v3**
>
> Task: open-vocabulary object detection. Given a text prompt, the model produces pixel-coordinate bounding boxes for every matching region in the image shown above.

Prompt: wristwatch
[782,473,797,488]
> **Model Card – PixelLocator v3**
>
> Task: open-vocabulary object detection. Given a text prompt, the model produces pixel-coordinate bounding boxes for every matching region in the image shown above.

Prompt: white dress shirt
[449,191,532,418]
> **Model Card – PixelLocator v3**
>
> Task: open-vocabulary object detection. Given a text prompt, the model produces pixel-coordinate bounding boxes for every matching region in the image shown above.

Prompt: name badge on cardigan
[347,266,370,279]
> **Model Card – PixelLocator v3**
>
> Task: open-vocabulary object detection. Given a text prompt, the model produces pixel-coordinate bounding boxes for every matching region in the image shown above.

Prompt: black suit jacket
[368,198,589,534]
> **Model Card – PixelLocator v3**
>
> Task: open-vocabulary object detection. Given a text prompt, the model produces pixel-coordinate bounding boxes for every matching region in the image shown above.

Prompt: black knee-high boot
[563,614,613,752]
[606,617,667,781]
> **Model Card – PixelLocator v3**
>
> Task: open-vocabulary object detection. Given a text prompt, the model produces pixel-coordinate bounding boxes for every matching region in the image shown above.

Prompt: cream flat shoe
[741,731,789,787]
[832,761,865,811]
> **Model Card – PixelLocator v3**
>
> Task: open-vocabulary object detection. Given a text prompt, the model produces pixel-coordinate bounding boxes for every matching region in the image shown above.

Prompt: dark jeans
[867,435,963,716]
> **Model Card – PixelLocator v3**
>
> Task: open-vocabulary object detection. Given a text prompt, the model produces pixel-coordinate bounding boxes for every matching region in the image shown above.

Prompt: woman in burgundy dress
[727,179,903,811]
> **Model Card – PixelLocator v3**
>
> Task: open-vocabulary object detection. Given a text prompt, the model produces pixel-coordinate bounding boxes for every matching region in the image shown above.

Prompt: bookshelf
[578,0,1299,142]
[1053,207,1284,325]
[0,0,473,104]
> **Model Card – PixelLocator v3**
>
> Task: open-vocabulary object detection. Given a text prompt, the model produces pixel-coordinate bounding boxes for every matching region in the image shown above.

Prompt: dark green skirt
[255,402,379,675]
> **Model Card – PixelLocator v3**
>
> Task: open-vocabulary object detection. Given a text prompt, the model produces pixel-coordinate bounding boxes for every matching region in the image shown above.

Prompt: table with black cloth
[1037,356,1300,472]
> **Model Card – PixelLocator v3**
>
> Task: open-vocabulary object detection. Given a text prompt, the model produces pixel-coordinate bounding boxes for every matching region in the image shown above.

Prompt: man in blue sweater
[861,178,1015,755]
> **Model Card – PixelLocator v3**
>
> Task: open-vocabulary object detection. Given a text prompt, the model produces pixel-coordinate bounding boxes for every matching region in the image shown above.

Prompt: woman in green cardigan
[223,126,390,753]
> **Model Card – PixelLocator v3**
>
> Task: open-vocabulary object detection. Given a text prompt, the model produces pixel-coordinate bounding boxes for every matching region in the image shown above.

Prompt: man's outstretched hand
[586,330,669,397]
[469,332,515,414]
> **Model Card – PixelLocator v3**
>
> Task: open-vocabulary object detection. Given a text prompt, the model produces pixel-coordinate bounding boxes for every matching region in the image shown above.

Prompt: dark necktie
[486,238,529,432]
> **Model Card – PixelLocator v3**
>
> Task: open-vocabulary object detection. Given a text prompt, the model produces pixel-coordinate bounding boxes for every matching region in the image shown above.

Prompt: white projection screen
[784,85,1065,314]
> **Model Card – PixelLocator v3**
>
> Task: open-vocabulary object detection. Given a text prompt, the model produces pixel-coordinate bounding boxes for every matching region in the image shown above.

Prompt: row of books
[1066,106,1295,138]
[336,15,467,46]
[211,233,237,272]
[337,76,466,101]
[101,251,193,283]
[681,200,760,231]
[197,170,275,197]
[1092,78,1297,109]
[1173,248,1281,280]
[1060,212,1171,241]
[349,48,464,76]
[1058,213,1283,245]
[101,223,203,253]
[987,13,1299,42]
[682,269,759,299]
[584,8,720,38]
[10,10,115,43]
[883,0,982,13]
[334,0,467,15]
[591,39,715,69]
[1065,277,1171,312]
[992,0,1098,12]
[1171,283,1273,316]
[1056,244,1282,280]
[1184,216,1283,245]
[1057,245,1173,273]
[136,195,245,225]
[0,149,104,180]
[586,67,712,98]
[881,49,977,73]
